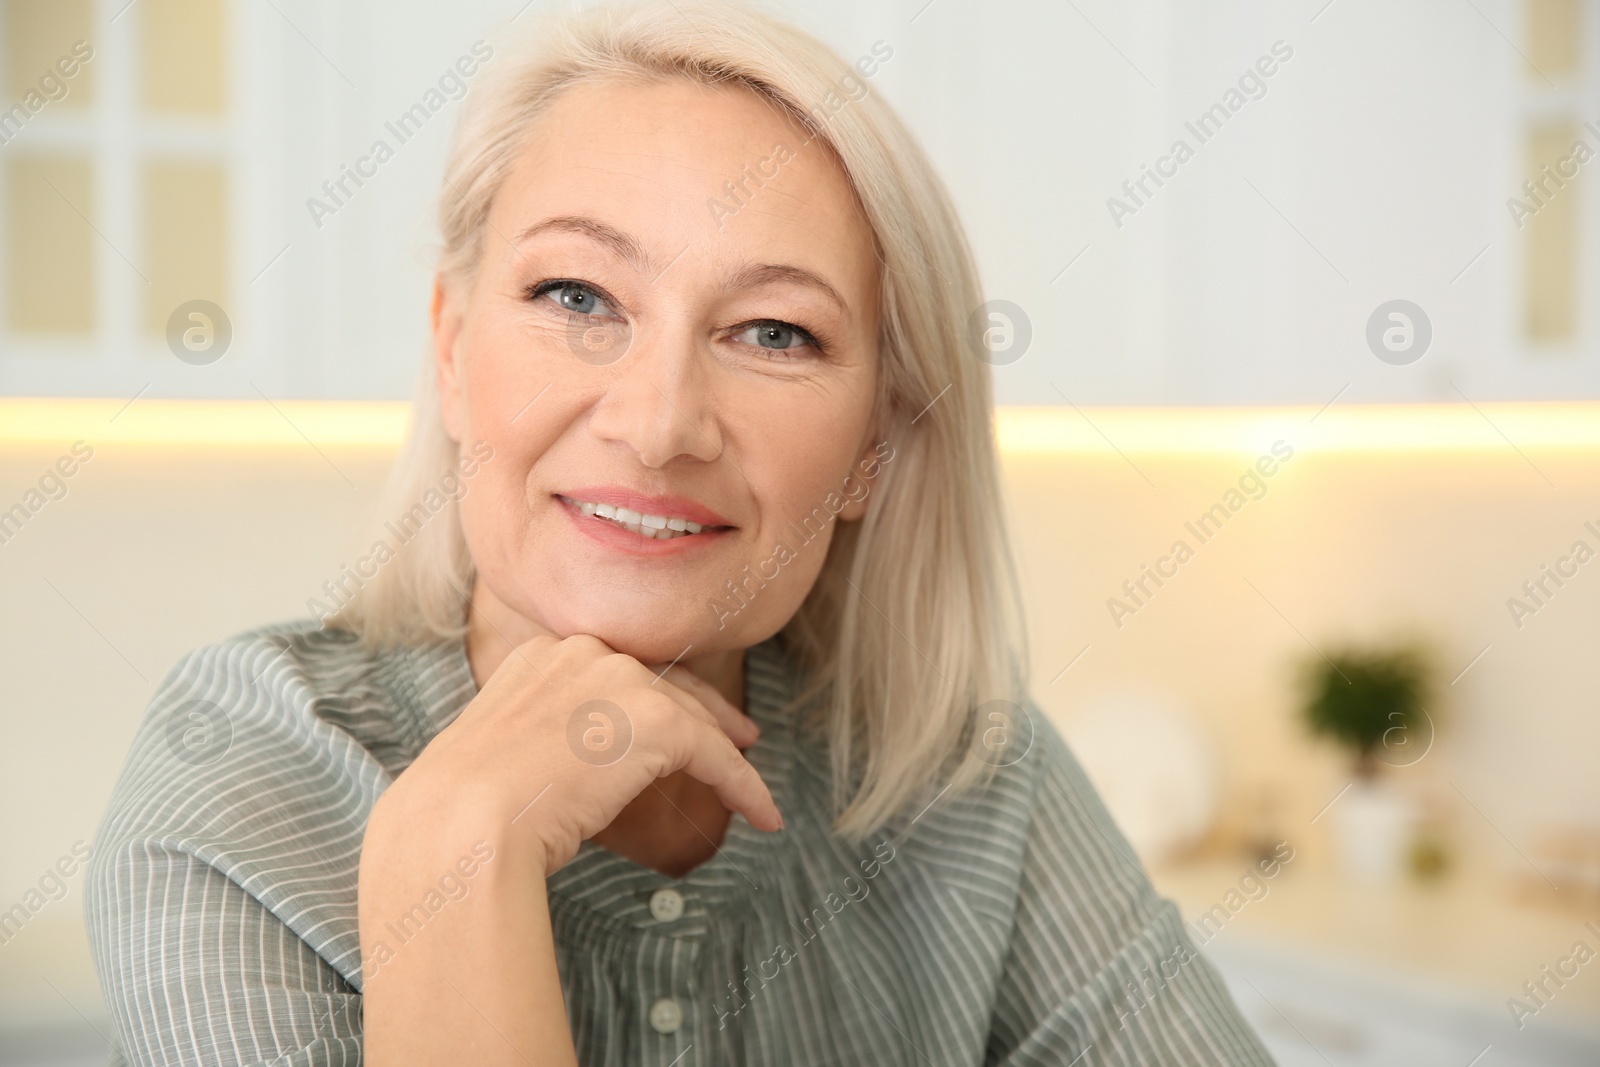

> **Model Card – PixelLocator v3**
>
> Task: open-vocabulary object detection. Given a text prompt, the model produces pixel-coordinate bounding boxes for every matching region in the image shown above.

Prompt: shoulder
[897,696,1099,843]
[85,618,437,985]
[133,616,444,781]
[149,615,373,706]
[159,614,379,709]
[888,698,1145,922]
[92,617,447,843]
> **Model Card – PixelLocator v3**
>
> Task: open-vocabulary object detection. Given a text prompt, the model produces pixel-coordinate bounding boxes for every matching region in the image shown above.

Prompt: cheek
[451,362,563,576]
[456,459,533,576]
[456,302,577,417]
[738,389,873,524]
[725,411,868,572]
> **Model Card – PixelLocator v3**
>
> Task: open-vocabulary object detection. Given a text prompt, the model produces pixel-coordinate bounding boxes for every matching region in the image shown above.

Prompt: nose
[585,331,725,469]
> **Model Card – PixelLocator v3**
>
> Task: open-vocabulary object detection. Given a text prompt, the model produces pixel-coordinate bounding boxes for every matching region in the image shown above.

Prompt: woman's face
[435,76,883,663]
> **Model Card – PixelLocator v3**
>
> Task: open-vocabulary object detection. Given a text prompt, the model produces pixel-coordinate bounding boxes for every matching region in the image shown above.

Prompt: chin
[508,558,803,663]
[539,600,735,664]
[597,623,705,664]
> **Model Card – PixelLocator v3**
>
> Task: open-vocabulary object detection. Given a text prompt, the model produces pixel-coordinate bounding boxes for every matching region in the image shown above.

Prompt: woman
[86,3,1275,1064]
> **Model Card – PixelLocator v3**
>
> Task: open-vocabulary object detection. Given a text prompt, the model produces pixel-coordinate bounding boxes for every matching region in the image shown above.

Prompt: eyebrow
[514,214,851,318]
[717,262,850,318]
[516,215,651,274]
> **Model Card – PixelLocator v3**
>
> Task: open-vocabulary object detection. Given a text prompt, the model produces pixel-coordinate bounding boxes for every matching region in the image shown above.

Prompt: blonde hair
[331,0,1028,839]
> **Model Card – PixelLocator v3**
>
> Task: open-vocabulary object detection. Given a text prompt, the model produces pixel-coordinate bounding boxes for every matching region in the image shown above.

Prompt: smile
[557,494,719,541]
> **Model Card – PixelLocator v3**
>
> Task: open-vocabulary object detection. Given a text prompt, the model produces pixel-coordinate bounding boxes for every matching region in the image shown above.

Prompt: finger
[629,668,722,732]
[657,665,760,747]
[676,718,782,832]
[564,646,728,740]
[652,666,761,749]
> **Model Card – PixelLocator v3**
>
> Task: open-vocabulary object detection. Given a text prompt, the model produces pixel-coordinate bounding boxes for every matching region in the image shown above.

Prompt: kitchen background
[3,0,1600,1064]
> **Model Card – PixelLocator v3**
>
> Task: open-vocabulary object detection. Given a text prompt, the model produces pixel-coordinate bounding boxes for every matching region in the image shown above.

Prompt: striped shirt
[85,618,1276,1066]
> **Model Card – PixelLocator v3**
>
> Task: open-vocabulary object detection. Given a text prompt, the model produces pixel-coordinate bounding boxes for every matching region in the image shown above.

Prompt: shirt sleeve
[84,631,389,1067]
[985,715,1277,1067]
[87,842,363,1067]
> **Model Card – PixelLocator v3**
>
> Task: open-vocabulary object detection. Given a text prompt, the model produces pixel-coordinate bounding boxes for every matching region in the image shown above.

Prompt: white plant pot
[1331,778,1418,884]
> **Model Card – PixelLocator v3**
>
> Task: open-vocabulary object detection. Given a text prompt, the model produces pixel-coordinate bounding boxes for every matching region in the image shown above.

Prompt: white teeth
[564,496,713,539]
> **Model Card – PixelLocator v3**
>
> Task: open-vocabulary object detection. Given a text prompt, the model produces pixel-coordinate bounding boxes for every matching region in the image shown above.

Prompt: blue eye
[733,320,825,355]
[528,280,615,318]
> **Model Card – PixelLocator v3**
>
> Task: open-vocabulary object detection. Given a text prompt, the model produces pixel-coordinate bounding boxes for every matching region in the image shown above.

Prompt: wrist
[362,779,553,889]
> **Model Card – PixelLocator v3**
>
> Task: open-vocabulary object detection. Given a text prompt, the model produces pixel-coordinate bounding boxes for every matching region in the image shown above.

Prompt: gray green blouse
[85,618,1276,1065]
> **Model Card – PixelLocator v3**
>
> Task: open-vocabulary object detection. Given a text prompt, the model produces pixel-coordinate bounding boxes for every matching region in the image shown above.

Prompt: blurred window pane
[1525,0,1582,82]
[1523,122,1579,341]
[144,160,228,335]
[3,0,95,109]
[140,0,226,115]
[5,154,96,334]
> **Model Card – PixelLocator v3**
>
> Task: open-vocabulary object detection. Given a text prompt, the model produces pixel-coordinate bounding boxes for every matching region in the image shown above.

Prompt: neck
[464,575,747,709]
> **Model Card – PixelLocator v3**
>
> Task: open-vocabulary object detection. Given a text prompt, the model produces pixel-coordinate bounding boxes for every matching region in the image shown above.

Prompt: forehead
[487,75,880,321]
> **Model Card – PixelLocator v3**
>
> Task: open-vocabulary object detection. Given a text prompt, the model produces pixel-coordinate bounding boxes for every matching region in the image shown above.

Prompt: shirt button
[649,887,685,922]
[648,996,684,1034]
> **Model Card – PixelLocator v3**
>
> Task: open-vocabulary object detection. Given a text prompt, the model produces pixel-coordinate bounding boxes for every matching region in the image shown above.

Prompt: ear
[835,428,888,524]
[432,273,466,444]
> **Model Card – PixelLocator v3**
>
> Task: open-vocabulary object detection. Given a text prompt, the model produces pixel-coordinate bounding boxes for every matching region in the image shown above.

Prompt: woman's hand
[374,630,780,876]
[357,629,780,1066]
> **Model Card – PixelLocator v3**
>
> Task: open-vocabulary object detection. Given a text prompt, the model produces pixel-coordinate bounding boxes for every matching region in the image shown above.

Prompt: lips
[555,486,733,546]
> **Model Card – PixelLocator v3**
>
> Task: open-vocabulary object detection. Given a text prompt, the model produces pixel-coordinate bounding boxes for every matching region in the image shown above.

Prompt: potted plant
[1298,646,1433,882]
